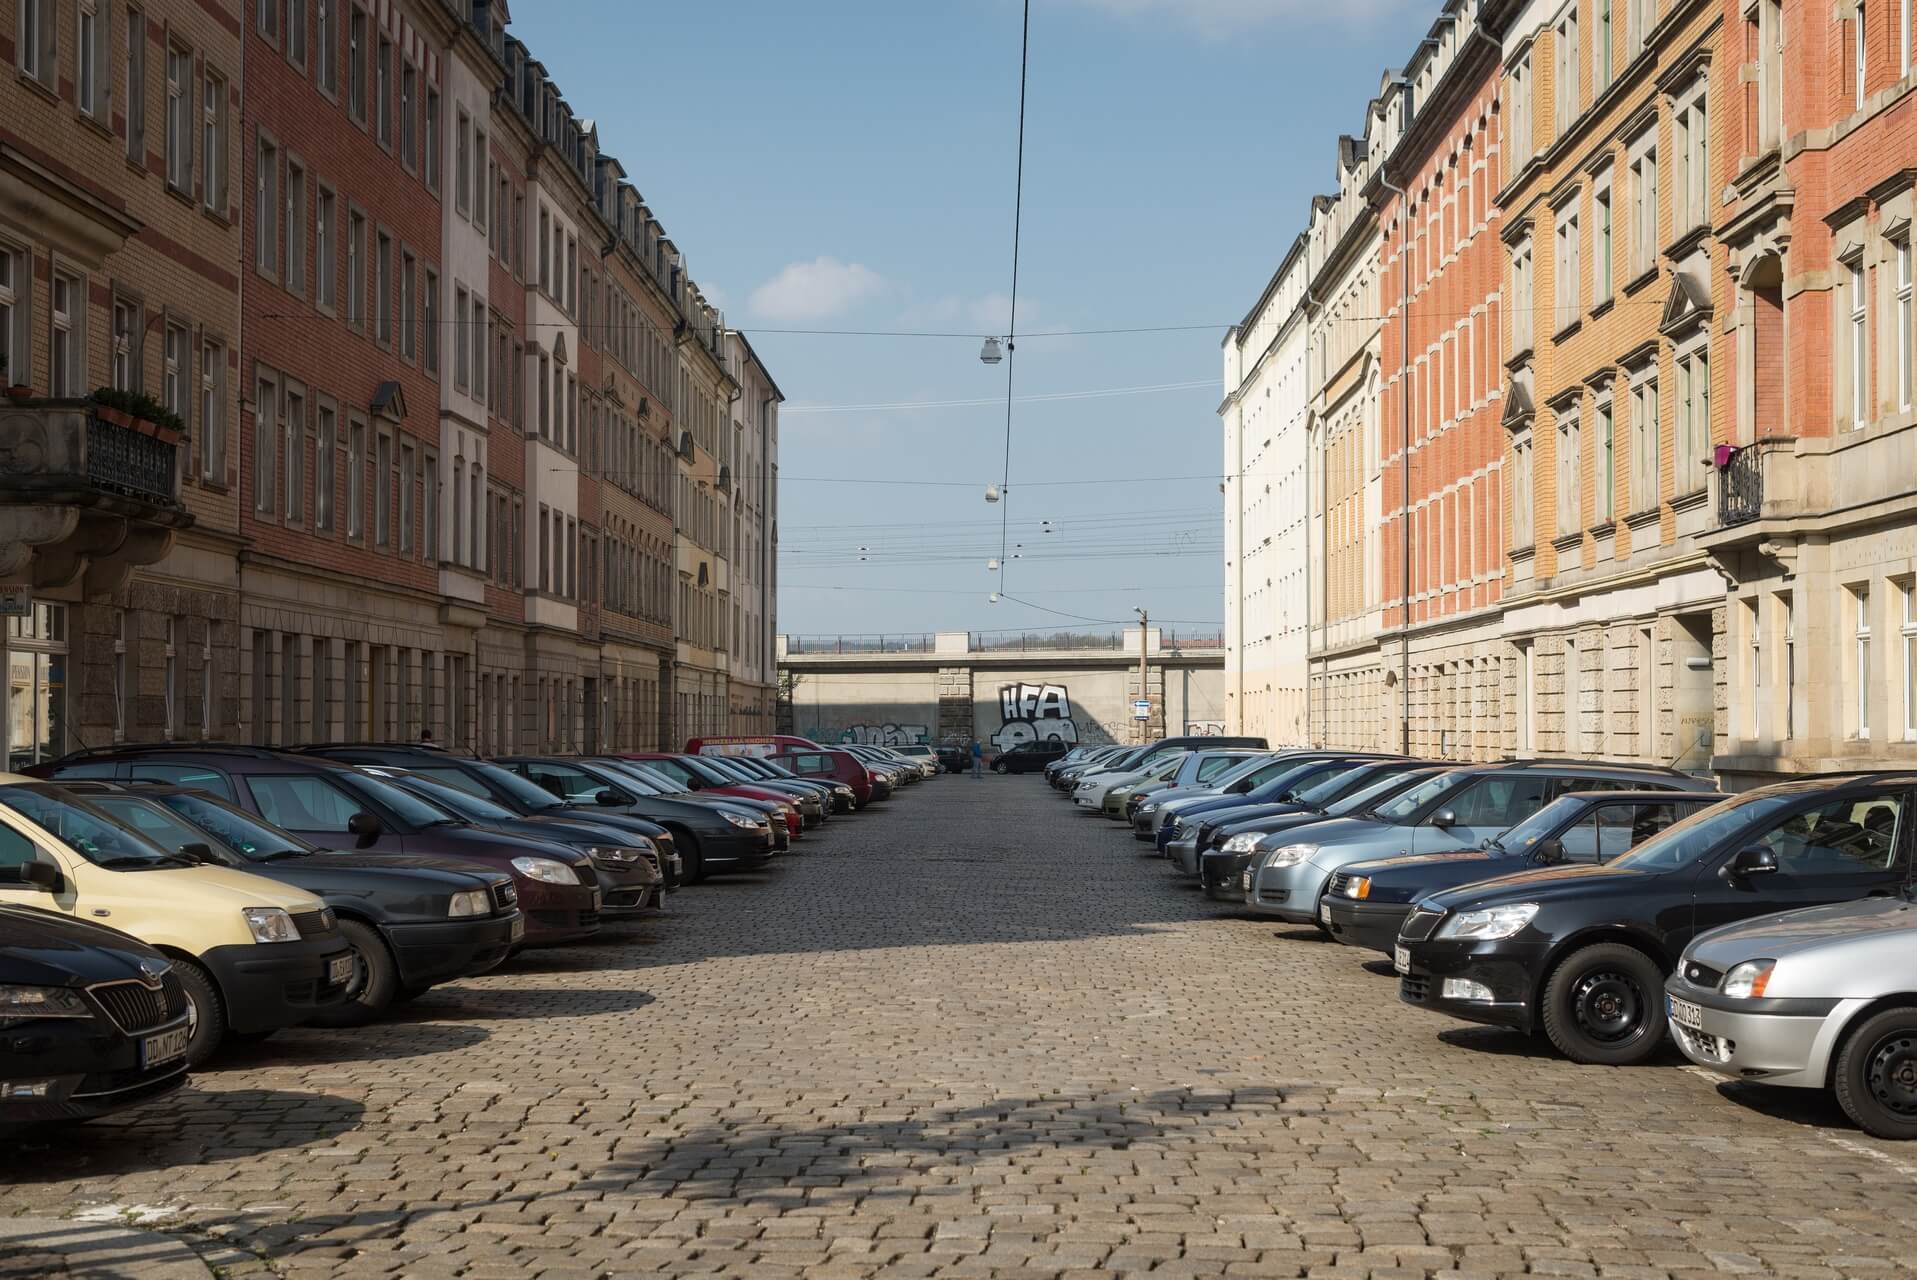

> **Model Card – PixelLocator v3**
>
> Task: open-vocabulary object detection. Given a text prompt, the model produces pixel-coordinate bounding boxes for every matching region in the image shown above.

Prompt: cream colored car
[0,779,354,1066]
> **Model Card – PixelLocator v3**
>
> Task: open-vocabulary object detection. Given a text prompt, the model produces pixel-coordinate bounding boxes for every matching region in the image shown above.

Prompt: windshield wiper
[1481,836,1506,853]
[96,854,195,869]
[255,848,311,861]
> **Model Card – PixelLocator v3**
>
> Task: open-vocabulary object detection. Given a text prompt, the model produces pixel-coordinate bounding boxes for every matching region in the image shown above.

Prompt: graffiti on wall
[1183,721,1226,736]
[838,723,930,746]
[994,683,1079,752]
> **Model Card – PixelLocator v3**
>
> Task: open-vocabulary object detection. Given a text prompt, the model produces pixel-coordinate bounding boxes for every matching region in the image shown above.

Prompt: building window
[316,186,336,310]
[316,0,334,94]
[375,231,392,346]
[256,0,275,38]
[423,268,438,373]
[346,418,364,537]
[1630,373,1659,511]
[1596,396,1615,519]
[375,34,392,146]
[253,373,276,514]
[1596,0,1612,90]
[18,0,53,87]
[1849,257,1869,428]
[1554,9,1580,137]
[1856,583,1873,738]
[454,283,469,390]
[473,129,487,233]
[285,0,305,66]
[284,158,305,295]
[424,448,438,563]
[1676,347,1708,483]
[347,8,365,122]
[1510,50,1533,168]
[399,442,414,554]
[346,210,365,330]
[202,70,226,214]
[200,340,225,481]
[50,271,81,398]
[399,61,416,170]
[1556,408,1582,535]
[399,250,415,361]
[1629,139,1657,277]
[1510,237,1534,353]
[1756,0,1782,150]
[1512,433,1535,546]
[424,87,439,191]
[166,47,190,190]
[472,297,487,403]
[255,135,278,277]
[1629,0,1653,58]
[375,431,391,546]
[1898,237,1912,413]
[1782,591,1795,738]
[111,300,138,392]
[1673,81,1708,234]
[1746,598,1762,740]
[1857,2,1869,111]
[77,0,104,118]
[283,384,303,522]
[455,108,470,217]
[1554,207,1581,331]
[1905,582,1917,740]
[316,402,335,532]
[163,323,189,430]
[1593,170,1614,304]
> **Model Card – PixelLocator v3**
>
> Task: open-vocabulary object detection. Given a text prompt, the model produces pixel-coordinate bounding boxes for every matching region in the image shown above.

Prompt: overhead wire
[995,0,1032,601]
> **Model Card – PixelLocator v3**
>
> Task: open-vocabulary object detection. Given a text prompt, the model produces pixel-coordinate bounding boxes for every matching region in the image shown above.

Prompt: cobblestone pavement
[8,775,1917,1279]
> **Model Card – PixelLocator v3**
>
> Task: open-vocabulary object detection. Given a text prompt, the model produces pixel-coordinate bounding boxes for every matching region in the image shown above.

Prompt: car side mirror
[0,860,61,892]
[1725,846,1779,878]
[179,842,214,864]
[594,788,630,806]
[1532,838,1564,865]
[347,811,382,845]
[1430,808,1458,830]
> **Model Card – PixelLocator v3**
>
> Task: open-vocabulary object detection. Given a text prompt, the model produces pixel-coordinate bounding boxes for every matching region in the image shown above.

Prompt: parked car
[31,748,604,948]
[870,745,937,780]
[497,756,777,883]
[1163,756,1404,876]
[1243,760,1712,930]
[936,743,971,775]
[687,734,827,757]
[0,780,354,1067]
[994,740,1071,774]
[1074,751,1189,812]
[1199,765,1453,900]
[1121,749,1268,819]
[1053,746,1142,793]
[770,746,882,808]
[1094,752,1192,817]
[1324,789,1723,954]
[66,780,524,1023]
[1043,746,1104,783]
[1667,894,1917,1138]
[1397,774,1911,1066]
[0,905,192,1127]
[586,759,792,853]
[842,745,915,789]
[715,754,856,814]
[889,744,942,776]
[616,753,815,833]
[294,745,685,888]
[1128,735,1269,772]
[1146,752,1392,845]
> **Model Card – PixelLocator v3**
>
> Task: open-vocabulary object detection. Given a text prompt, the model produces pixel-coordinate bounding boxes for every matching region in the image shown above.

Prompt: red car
[769,747,880,809]
[612,754,809,838]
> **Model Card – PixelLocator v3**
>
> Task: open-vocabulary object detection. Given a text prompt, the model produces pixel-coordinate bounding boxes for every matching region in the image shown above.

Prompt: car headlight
[721,811,762,829]
[585,844,642,867]
[1265,843,1317,869]
[834,785,854,797]
[0,984,94,1027]
[1139,802,1158,814]
[1434,902,1539,941]
[1222,833,1264,853]
[447,889,489,918]
[1346,877,1371,899]
[511,856,581,884]
[1164,817,1182,834]
[242,906,299,943]
[1722,960,1776,999]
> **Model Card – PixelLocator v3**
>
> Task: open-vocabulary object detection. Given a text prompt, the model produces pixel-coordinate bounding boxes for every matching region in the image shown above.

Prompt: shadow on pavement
[1713,1079,1857,1132]
[201,1020,491,1070]
[384,986,655,1023]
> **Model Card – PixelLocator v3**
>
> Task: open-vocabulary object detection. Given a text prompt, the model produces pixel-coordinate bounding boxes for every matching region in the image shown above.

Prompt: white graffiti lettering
[1183,721,1226,737]
[993,683,1079,753]
[838,723,929,747]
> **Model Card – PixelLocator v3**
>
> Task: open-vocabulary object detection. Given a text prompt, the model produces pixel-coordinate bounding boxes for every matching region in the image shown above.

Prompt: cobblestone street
[8,775,1917,1278]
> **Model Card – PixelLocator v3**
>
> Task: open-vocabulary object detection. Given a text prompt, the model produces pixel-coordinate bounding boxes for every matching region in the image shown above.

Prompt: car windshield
[1326,769,1433,817]
[1294,765,1371,807]
[384,773,520,822]
[1145,754,1187,780]
[83,793,252,868]
[461,761,569,811]
[593,761,674,796]
[1485,795,1589,853]
[1609,792,1797,872]
[1371,770,1468,823]
[0,785,195,868]
[341,772,465,827]
[144,790,317,861]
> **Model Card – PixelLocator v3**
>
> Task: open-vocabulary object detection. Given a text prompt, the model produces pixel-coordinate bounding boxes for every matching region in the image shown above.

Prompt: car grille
[88,973,188,1035]
[490,882,518,913]
[291,908,337,938]
[1328,872,1353,897]
[1400,974,1432,1003]
[531,909,598,930]
[1400,908,1443,942]
[1679,960,1725,989]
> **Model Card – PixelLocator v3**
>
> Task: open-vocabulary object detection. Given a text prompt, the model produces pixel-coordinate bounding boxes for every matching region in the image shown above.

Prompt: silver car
[1669,896,1917,1139]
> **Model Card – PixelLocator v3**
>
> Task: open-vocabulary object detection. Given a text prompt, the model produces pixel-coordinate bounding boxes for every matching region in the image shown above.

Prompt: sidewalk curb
[0,1217,210,1279]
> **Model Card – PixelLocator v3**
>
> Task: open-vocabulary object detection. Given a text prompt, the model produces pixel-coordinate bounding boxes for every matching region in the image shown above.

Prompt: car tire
[1834,1008,1917,1139]
[993,761,1009,775]
[1541,943,1666,1065]
[169,957,227,1069]
[307,919,398,1028]
[674,829,707,884]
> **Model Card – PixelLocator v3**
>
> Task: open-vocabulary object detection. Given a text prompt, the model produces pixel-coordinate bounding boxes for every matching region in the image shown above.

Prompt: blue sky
[509,0,1420,639]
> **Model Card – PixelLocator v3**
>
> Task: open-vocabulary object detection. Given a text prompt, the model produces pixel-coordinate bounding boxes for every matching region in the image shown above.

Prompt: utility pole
[1135,607,1151,744]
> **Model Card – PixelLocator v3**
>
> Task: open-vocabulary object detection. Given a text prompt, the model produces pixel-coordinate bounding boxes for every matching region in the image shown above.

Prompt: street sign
[1131,699,1151,720]
[0,586,30,617]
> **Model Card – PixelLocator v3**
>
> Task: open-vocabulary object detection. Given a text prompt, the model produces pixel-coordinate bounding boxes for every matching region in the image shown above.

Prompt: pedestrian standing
[971,738,984,779]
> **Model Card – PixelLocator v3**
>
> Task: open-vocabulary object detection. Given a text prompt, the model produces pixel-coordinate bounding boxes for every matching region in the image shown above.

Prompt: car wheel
[1834,1008,1917,1139]
[307,920,398,1027]
[993,760,1009,775]
[1541,943,1666,1065]
[675,829,707,884]
[169,957,227,1069]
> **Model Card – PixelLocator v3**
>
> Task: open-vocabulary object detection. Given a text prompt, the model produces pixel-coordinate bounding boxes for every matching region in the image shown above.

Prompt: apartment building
[1220,235,1311,745]
[1373,0,1510,762]
[0,0,245,762]
[727,331,780,734]
[1702,0,1917,782]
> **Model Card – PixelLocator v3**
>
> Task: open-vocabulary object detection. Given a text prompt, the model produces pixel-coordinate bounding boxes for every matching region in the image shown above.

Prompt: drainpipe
[1377,76,1414,756]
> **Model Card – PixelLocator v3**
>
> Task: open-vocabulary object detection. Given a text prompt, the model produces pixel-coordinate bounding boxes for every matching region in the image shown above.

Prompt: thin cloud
[748,257,887,323]
[902,292,1044,335]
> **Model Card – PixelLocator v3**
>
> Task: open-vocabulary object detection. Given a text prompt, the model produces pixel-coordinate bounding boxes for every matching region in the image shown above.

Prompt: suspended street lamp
[985,484,1001,503]
[979,336,1004,365]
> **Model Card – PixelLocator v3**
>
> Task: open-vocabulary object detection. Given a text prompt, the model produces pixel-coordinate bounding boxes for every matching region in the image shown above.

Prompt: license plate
[1394,945,1410,974]
[1668,995,1705,1031]
[1319,902,1332,925]
[591,889,603,910]
[509,915,525,942]
[1240,870,1252,890]
[326,954,355,986]
[141,1024,190,1069]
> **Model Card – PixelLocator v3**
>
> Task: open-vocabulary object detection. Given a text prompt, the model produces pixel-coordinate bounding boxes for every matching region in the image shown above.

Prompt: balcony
[0,398,192,597]
[1717,443,1762,526]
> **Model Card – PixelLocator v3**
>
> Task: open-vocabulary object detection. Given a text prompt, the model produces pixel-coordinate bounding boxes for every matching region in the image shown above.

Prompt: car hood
[270,850,505,884]
[1257,815,1392,852]
[553,807,669,838]
[0,904,168,985]
[1686,897,1917,974]
[1154,788,1227,812]
[1207,803,1312,834]
[1422,861,1656,912]
[414,826,593,867]
[509,815,661,846]
[1347,849,1501,877]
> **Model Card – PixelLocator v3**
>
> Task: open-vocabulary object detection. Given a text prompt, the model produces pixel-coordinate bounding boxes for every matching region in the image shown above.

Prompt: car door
[0,811,80,917]
[1555,799,1703,865]
[1417,773,1552,852]
[1685,788,1910,953]
[242,773,407,853]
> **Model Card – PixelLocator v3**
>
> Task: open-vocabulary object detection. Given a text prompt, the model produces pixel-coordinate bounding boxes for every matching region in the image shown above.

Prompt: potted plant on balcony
[89,388,184,445]
[2,357,28,400]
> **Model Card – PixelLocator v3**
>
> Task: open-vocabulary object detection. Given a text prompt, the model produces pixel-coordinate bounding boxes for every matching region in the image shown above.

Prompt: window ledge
[1590,295,1616,321]
[1623,263,1660,295]
[1553,316,1583,341]
[1551,530,1585,555]
[1622,505,1661,531]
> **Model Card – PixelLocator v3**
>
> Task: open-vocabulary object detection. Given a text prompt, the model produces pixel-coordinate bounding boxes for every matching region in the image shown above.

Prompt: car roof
[43,745,355,773]
[1555,788,1725,803]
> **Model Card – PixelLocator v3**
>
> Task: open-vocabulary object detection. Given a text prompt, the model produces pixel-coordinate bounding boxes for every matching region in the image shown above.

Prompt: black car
[497,756,777,883]
[1398,774,1914,1065]
[361,769,665,917]
[936,744,970,775]
[60,782,526,1024]
[993,741,1070,774]
[29,748,604,947]
[0,905,192,1127]
[295,745,685,888]
[722,755,856,813]
[1325,789,1723,954]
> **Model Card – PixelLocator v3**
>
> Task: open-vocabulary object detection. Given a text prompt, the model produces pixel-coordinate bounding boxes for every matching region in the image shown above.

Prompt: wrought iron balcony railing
[85,411,176,504]
[1717,443,1762,527]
